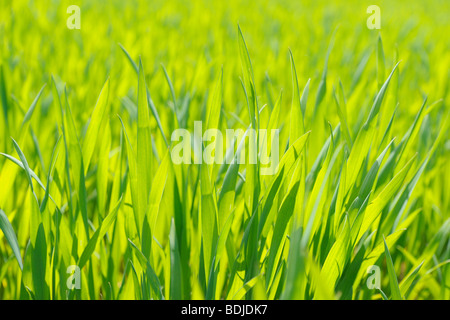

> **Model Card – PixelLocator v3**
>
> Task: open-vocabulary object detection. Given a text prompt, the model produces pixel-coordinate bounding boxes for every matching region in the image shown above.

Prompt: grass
[0,0,449,300]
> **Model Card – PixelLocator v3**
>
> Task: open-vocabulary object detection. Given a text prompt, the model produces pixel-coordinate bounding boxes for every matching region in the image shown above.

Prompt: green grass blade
[21,84,46,128]
[78,196,123,269]
[82,78,110,174]
[289,49,305,141]
[383,236,402,300]
[0,209,23,270]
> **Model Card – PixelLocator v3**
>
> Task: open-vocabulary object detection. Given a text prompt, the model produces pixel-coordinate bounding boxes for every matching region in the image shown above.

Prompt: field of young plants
[0,0,449,300]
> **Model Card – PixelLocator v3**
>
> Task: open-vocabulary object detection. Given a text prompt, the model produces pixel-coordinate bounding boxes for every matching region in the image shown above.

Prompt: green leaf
[289,49,305,142]
[200,161,218,282]
[11,137,39,205]
[118,43,139,74]
[0,65,9,128]
[314,27,337,113]
[82,78,110,174]
[169,219,182,300]
[136,59,152,230]
[31,224,49,299]
[266,180,300,289]
[376,34,386,90]
[228,274,263,300]
[21,84,46,127]
[399,260,424,298]
[78,196,123,269]
[128,239,164,299]
[383,235,402,300]
[316,216,350,295]
[0,153,55,205]
[0,209,23,270]
[355,154,416,243]
[40,136,62,213]
[238,24,257,129]
[365,61,400,127]
[62,86,90,239]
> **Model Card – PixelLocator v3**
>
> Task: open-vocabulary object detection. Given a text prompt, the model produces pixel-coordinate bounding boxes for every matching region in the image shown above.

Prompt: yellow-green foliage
[0,0,449,300]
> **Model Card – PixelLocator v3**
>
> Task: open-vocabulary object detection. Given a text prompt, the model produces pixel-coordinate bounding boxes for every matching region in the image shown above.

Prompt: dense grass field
[0,0,449,300]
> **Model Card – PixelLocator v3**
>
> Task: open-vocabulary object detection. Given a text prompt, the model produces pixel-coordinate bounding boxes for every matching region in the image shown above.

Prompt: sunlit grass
[0,0,449,300]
